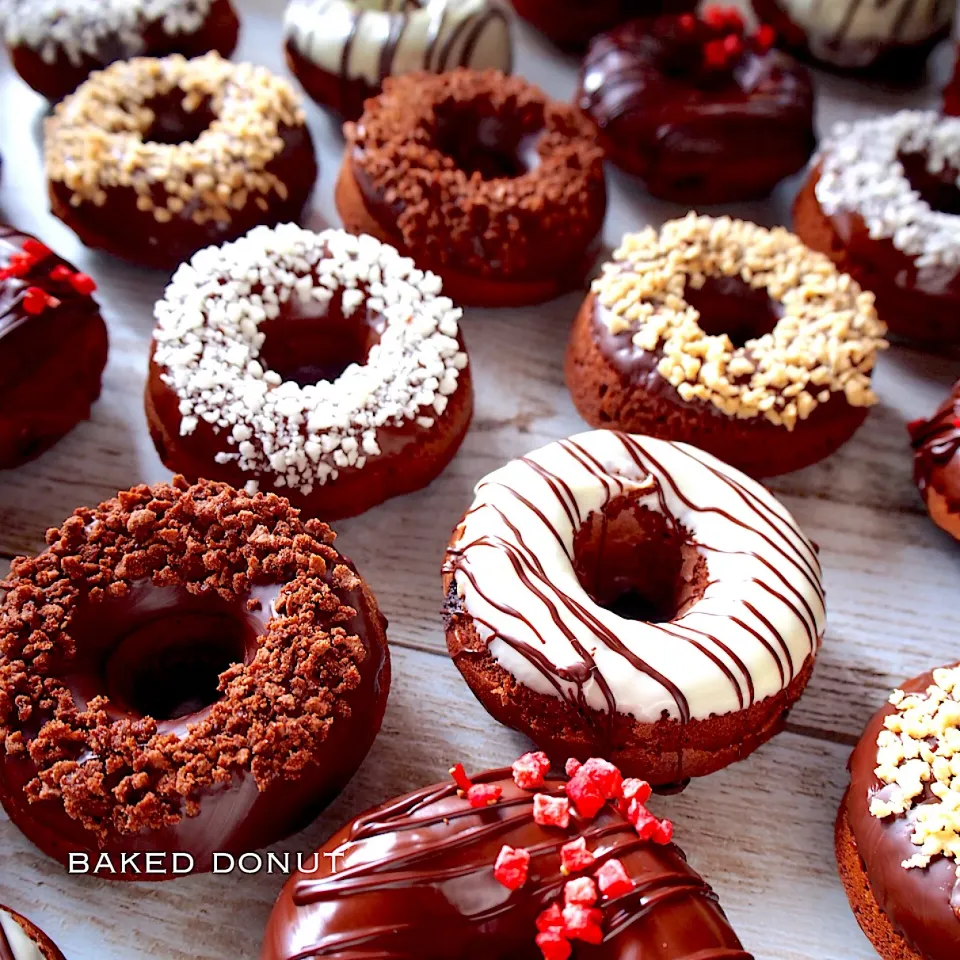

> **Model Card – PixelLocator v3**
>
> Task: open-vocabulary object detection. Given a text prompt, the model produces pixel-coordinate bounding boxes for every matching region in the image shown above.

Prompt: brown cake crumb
[346,68,606,280]
[0,477,369,840]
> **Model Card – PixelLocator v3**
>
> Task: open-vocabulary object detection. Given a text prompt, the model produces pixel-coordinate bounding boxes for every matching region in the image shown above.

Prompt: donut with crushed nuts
[1,0,240,102]
[794,110,960,345]
[909,382,960,543]
[0,225,108,468]
[0,477,390,879]
[443,430,825,785]
[336,69,607,307]
[146,225,472,520]
[0,904,66,960]
[45,52,317,270]
[565,215,887,478]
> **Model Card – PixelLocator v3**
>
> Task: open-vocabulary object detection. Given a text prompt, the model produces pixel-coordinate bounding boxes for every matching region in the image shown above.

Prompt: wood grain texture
[0,1,958,958]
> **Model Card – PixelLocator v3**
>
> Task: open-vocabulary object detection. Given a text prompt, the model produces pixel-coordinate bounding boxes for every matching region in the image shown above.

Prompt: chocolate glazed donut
[909,383,960,542]
[261,769,754,959]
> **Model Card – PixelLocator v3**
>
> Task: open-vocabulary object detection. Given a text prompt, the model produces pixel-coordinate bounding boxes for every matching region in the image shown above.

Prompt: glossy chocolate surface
[847,669,960,960]
[262,770,753,959]
[909,382,960,511]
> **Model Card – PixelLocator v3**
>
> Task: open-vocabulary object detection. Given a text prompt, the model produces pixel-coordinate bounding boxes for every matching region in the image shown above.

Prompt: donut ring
[0,225,108,468]
[45,52,318,270]
[909,382,960,543]
[1,904,66,960]
[283,0,513,121]
[1,0,241,101]
[565,214,887,477]
[443,430,825,785]
[794,110,960,344]
[0,477,390,879]
[146,226,473,520]
[336,69,607,307]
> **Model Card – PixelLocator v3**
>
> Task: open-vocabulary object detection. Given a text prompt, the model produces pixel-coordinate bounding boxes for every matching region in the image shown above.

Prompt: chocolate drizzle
[910,383,960,509]
[261,770,754,960]
[444,432,824,728]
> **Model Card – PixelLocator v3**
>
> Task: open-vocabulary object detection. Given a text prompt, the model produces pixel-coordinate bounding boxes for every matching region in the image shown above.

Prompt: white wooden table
[0,3,958,958]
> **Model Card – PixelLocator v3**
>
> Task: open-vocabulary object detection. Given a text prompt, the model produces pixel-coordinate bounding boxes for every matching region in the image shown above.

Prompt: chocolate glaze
[947,44,960,116]
[909,381,960,512]
[847,667,960,960]
[261,769,753,960]
[577,16,815,201]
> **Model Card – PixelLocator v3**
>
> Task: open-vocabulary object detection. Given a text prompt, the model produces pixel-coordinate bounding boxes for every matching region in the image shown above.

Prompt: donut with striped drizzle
[444,431,824,726]
[0,908,53,960]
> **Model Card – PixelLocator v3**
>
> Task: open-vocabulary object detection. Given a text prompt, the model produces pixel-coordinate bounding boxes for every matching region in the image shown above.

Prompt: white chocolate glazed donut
[283,0,511,91]
[0,909,45,960]
[445,431,825,724]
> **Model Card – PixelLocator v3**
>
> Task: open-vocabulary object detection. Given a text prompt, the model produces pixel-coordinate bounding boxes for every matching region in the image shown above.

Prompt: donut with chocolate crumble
[0,225,108,468]
[44,52,317,270]
[794,111,960,344]
[576,8,816,205]
[1,0,240,102]
[146,225,472,521]
[0,904,66,960]
[336,68,607,307]
[909,382,960,543]
[565,215,887,478]
[442,430,824,786]
[0,477,390,879]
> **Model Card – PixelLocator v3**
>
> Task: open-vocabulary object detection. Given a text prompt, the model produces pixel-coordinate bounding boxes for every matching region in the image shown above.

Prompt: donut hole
[432,102,540,180]
[899,150,960,216]
[573,499,705,623]
[143,91,217,145]
[258,293,384,386]
[685,275,781,349]
[65,583,276,723]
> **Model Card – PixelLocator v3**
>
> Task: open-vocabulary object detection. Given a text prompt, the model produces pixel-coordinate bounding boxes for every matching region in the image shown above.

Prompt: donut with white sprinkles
[146,225,473,520]
[794,110,960,344]
[1,0,240,101]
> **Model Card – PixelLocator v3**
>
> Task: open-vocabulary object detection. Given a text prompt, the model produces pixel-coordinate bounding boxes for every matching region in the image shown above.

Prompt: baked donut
[146,225,472,521]
[336,69,607,307]
[45,52,318,271]
[262,758,754,960]
[0,225,108,468]
[0,905,66,960]
[565,215,887,478]
[283,0,513,121]
[909,382,960,542]
[794,111,960,345]
[1,0,240,102]
[837,664,960,960]
[442,430,825,786]
[0,477,390,879]
[751,0,952,76]
[512,0,696,51]
[576,8,816,205]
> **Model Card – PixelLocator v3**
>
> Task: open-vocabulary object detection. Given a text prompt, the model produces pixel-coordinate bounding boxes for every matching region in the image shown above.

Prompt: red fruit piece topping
[565,773,605,819]
[564,876,598,906]
[49,264,72,282]
[493,845,530,890]
[596,859,636,899]
[703,5,744,31]
[564,758,582,778]
[577,759,623,799]
[560,837,597,875]
[449,763,473,794]
[627,800,660,840]
[535,930,572,960]
[513,751,551,789]
[536,903,565,932]
[653,818,674,845]
[703,38,729,69]
[621,778,652,805]
[70,272,97,295]
[467,783,502,808]
[562,904,604,944]
[723,33,743,57]
[533,793,571,828]
[22,286,50,314]
[754,23,776,52]
[22,239,51,259]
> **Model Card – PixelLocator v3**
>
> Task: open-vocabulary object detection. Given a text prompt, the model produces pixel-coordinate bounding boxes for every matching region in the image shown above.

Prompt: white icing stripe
[447,431,825,724]
[815,110,960,272]
[283,0,511,87]
[0,911,45,960]
[778,0,951,47]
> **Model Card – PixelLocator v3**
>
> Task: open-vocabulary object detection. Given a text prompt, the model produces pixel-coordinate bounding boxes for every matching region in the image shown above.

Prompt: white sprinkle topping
[816,110,960,272]
[152,225,469,496]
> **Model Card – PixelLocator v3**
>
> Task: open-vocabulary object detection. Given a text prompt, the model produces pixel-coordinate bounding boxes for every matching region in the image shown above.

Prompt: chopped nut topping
[870,666,960,896]
[593,213,887,430]
[45,52,306,226]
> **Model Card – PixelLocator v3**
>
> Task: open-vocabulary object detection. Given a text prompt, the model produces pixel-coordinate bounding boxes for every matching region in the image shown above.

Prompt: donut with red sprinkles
[0,476,390,879]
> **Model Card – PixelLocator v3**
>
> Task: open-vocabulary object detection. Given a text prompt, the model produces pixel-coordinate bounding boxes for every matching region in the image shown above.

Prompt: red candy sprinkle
[22,239,51,259]
[49,264,72,282]
[535,930,572,960]
[702,5,743,30]
[22,286,50,314]
[493,845,530,890]
[513,751,551,789]
[653,819,675,845]
[561,904,604,944]
[722,33,743,57]
[564,758,582,778]
[536,904,565,932]
[69,272,97,295]
[467,783,502,808]
[621,778,652,805]
[703,38,730,69]
[628,801,660,840]
[564,877,598,906]
[533,794,571,828]
[577,759,623,799]
[565,774,605,819]
[449,763,473,794]
[560,837,597,875]
[596,859,636,899]
[754,23,776,51]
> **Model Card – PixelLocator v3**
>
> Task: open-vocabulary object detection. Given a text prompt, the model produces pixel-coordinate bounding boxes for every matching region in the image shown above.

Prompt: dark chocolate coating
[909,383,960,514]
[846,668,960,960]
[261,770,753,959]
[576,16,816,204]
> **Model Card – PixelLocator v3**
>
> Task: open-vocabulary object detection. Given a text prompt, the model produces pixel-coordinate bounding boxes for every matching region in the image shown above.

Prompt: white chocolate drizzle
[0,910,45,960]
